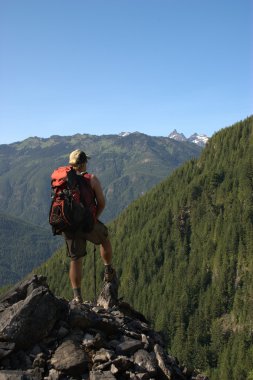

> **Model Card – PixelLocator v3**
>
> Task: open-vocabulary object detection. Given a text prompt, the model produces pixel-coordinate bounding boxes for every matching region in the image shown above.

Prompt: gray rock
[149,331,165,347]
[69,303,99,330]
[82,332,95,346]
[141,334,150,350]
[110,363,118,374]
[47,368,61,380]
[94,356,134,373]
[89,371,116,380]
[118,302,148,323]
[108,339,120,350]
[8,353,19,369]
[30,367,44,380]
[97,276,119,310]
[95,317,120,336]
[92,306,106,313]
[110,356,134,372]
[126,372,139,379]
[110,310,124,318]
[154,345,188,379]
[29,345,42,358]
[123,329,142,341]
[93,348,115,363]
[0,276,48,309]
[32,353,46,369]
[57,326,69,339]
[134,349,157,376]
[51,339,89,375]
[0,342,15,360]
[154,344,173,379]
[116,337,143,355]
[125,319,150,334]
[135,373,151,380]
[0,370,37,380]
[16,350,32,370]
[0,287,64,349]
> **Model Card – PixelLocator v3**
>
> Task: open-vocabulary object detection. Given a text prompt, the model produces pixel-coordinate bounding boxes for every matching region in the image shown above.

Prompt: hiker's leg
[100,239,117,282]
[97,238,118,308]
[100,239,112,265]
[69,257,83,289]
[84,221,115,282]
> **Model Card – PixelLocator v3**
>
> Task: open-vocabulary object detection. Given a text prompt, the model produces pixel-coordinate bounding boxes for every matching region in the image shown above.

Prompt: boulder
[0,275,48,309]
[89,371,117,380]
[0,370,37,380]
[51,338,89,375]
[116,336,143,355]
[93,348,115,363]
[97,275,119,310]
[0,286,65,349]
[134,349,157,376]
[68,302,99,330]
[0,343,15,360]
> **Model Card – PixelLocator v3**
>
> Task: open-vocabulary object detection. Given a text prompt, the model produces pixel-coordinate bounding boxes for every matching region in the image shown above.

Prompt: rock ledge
[0,275,208,380]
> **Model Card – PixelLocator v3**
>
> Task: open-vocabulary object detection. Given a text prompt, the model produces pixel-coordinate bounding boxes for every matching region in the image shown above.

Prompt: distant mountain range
[0,132,201,226]
[168,129,209,147]
[118,130,209,147]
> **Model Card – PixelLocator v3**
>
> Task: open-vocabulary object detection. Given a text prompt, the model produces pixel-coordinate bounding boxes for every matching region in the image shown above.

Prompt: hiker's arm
[91,175,106,218]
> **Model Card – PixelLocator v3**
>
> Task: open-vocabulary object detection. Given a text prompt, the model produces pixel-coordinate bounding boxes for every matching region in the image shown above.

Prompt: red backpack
[49,166,94,235]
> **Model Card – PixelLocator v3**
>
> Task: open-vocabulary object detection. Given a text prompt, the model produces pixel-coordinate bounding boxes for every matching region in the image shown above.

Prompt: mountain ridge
[0,132,201,225]
[168,129,209,147]
[1,130,208,147]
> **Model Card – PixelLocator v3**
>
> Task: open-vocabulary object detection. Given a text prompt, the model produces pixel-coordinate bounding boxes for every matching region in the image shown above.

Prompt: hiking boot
[104,266,116,282]
[72,295,83,305]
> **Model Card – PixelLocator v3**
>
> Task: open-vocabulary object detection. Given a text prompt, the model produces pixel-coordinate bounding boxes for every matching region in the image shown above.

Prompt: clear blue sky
[0,0,252,144]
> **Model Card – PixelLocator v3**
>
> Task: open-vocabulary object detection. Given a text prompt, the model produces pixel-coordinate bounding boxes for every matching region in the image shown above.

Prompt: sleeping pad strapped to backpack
[49,166,95,235]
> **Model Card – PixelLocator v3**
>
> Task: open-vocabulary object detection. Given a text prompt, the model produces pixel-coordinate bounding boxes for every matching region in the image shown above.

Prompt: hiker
[63,149,116,304]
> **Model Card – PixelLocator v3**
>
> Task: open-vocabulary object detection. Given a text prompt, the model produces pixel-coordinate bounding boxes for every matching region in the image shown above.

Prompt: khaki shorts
[63,220,109,261]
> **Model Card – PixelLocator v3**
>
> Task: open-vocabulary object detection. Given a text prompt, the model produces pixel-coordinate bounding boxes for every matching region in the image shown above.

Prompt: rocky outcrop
[0,275,209,380]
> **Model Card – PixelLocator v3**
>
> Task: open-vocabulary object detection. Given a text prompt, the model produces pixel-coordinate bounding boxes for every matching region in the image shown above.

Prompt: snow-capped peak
[168,130,209,147]
[188,133,209,147]
[168,129,187,142]
[119,132,132,137]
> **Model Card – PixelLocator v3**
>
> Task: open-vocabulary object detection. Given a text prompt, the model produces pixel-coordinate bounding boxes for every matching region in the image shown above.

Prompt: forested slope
[0,213,61,286]
[35,116,253,379]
